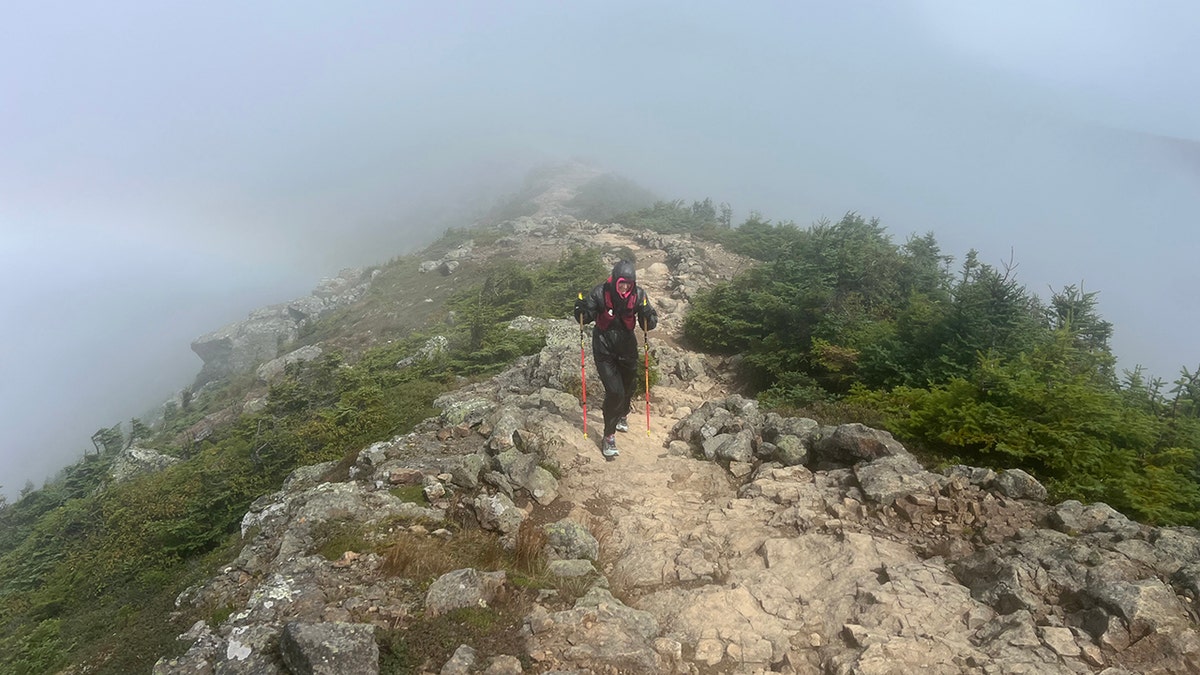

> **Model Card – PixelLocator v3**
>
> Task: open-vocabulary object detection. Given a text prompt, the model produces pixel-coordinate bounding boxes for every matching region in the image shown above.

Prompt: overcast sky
[2,1,1198,500]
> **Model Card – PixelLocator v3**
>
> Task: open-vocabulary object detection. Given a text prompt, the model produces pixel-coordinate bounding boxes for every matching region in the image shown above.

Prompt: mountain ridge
[4,166,1199,673]
[151,185,1200,673]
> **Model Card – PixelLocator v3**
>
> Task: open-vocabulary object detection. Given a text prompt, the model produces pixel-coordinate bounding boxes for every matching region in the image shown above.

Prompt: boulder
[711,429,755,463]
[994,468,1048,502]
[773,434,809,466]
[1089,578,1191,640]
[396,336,448,369]
[256,344,323,384]
[543,519,599,561]
[813,423,909,466]
[190,269,369,387]
[440,644,476,675]
[473,493,524,535]
[449,453,487,489]
[279,621,379,675]
[1050,500,1138,537]
[487,407,523,451]
[109,445,180,485]
[853,454,942,507]
[283,461,337,492]
[524,587,662,672]
[191,306,297,386]
[496,449,558,505]
[425,569,507,616]
[435,396,493,427]
[547,559,597,577]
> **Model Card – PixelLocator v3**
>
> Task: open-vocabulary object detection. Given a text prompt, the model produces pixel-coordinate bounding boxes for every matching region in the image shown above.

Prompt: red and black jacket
[577,260,658,364]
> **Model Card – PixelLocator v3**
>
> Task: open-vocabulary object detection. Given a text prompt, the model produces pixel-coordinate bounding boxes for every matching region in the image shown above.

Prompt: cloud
[3,1,1199,498]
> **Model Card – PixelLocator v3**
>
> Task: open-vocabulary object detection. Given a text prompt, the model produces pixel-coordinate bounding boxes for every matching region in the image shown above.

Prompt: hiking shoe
[615,417,629,433]
[602,435,620,458]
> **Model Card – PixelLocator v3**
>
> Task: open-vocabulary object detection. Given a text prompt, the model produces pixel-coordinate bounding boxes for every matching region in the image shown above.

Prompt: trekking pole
[643,296,651,436]
[578,293,588,438]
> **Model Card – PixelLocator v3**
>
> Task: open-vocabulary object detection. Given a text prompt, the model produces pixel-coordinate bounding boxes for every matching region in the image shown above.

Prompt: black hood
[610,260,636,286]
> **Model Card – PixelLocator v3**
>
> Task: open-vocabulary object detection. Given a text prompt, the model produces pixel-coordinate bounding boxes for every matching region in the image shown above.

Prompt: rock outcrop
[190,268,375,387]
[256,345,324,384]
[109,444,180,485]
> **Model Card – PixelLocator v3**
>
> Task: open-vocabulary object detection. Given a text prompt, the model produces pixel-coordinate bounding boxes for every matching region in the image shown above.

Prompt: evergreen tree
[933,250,1046,380]
[1047,284,1116,381]
[127,418,151,449]
[91,425,124,455]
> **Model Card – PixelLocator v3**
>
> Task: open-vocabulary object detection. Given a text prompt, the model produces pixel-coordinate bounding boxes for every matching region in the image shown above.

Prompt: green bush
[618,198,723,234]
[850,336,1200,524]
[390,485,427,504]
[1,618,66,675]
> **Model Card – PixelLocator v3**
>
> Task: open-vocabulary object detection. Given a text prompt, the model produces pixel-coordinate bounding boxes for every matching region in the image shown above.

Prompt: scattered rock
[543,519,598,561]
[396,336,449,369]
[994,468,1048,502]
[440,644,476,675]
[425,568,507,616]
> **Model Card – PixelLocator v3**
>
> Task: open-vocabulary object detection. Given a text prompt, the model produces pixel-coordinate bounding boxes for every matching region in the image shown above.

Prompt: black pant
[596,357,635,437]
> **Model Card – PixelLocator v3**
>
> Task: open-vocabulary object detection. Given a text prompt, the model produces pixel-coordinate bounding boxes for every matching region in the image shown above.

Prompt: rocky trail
[156,217,1200,674]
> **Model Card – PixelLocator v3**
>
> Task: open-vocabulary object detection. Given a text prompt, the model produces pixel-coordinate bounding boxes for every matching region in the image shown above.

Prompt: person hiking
[574,260,658,458]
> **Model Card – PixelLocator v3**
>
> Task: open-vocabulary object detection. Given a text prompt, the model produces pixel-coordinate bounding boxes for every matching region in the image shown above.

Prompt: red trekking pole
[643,296,651,435]
[578,293,588,438]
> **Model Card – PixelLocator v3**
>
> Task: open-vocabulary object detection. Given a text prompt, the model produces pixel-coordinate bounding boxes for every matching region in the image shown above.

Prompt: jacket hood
[610,260,636,286]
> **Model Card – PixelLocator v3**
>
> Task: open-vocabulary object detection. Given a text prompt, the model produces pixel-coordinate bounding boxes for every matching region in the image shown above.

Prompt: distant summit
[483,160,658,225]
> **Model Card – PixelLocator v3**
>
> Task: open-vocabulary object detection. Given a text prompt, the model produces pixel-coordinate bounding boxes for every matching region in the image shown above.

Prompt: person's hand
[638,313,657,331]
[574,298,586,322]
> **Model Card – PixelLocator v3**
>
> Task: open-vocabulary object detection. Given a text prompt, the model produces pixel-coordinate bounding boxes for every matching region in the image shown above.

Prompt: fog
[3,1,1198,500]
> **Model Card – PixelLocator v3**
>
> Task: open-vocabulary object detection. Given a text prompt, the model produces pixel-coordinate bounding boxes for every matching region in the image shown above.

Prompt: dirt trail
[502,224,837,672]
[562,229,739,520]
[536,233,784,663]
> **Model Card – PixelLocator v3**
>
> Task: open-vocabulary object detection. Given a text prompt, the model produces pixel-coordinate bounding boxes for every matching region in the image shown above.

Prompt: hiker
[574,260,658,458]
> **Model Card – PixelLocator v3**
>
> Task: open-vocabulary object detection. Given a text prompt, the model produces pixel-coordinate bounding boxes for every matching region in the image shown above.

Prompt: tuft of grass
[382,529,509,583]
[375,523,549,673]
[313,519,374,561]
[513,520,548,576]
[390,485,427,504]
[209,604,235,627]
[549,571,599,601]
[378,604,532,675]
